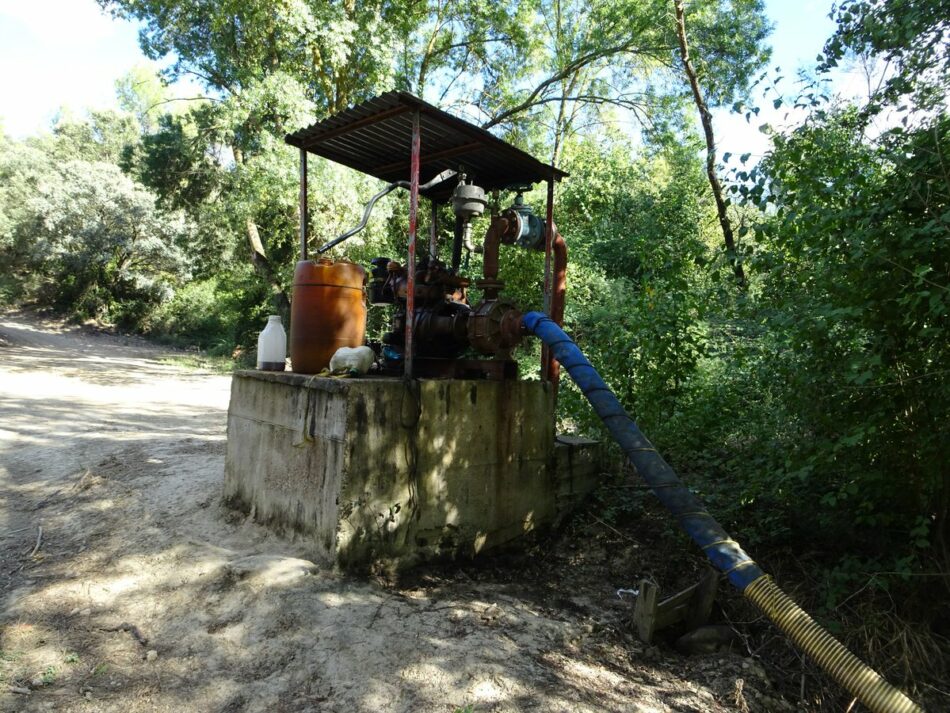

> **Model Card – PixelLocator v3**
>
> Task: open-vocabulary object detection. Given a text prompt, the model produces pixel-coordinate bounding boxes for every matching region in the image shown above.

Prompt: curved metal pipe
[479,215,510,300]
[316,169,457,255]
[317,183,401,254]
[522,311,923,713]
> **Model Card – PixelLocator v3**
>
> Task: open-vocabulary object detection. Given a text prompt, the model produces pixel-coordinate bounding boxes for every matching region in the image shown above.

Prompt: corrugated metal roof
[285,92,567,198]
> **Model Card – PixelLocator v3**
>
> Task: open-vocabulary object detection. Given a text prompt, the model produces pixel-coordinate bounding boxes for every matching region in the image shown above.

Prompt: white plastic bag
[329,345,375,374]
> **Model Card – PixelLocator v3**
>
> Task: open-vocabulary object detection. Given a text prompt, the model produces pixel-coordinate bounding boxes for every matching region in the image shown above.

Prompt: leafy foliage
[46,109,141,164]
[704,0,950,628]
[822,0,950,111]
[28,160,192,325]
[554,135,712,442]
[748,107,949,564]
[2,6,947,696]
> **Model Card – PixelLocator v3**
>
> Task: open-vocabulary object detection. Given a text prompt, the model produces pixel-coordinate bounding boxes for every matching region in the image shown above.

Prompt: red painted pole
[548,232,567,387]
[405,110,421,378]
[541,177,555,382]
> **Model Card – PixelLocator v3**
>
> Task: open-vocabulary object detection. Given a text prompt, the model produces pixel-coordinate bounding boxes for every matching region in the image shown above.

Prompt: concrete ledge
[555,435,603,514]
[224,371,602,568]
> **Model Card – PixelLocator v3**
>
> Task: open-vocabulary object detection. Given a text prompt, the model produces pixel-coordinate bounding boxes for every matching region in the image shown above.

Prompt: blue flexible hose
[522,311,925,712]
[522,311,763,590]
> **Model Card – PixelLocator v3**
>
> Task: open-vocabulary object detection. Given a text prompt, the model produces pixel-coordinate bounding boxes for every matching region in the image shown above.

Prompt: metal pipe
[479,216,509,300]
[405,110,421,378]
[318,183,400,254]
[299,148,308,260]
[451,214,464,271]
[316,170,455,255]
[546,231,567,386]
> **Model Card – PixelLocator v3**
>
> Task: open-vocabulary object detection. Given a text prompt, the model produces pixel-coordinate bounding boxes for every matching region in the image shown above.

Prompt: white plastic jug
[257,315,287,371]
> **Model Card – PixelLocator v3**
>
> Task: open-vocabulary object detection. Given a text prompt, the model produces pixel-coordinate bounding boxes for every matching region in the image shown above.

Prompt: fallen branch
[100,622,149,647]
[590,515,637,543]
[0,526,31,539]
[367,597,390,629]
[8,685,31,695]
[29,526,43,557]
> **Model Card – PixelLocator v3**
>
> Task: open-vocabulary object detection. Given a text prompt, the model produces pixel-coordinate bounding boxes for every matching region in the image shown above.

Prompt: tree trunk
[246,217,291,319]
[673,0,746,287]
[232,145,292,319]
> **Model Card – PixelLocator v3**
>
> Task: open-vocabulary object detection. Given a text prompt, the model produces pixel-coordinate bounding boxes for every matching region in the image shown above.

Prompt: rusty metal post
[541,177,555,382]
[405,110,421,378]
[299,148,308,260]
[548,233,567,387]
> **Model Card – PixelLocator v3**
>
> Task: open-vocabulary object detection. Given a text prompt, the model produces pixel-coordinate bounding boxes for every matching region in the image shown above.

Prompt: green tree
[27,160,193,326]
[751,107,950,565]
[822,0,950,112]
[45,108,141,164]
[98,0,517,114]
[115,64,171,132]
[134,108,222,216]
[96,0,772,344]
[549,131,713,439]
[477,0,770,165]
[728,0,950,597]
[0,137,56,300]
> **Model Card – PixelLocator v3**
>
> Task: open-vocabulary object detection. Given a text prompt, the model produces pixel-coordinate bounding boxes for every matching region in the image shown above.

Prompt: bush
[148,278,235,352]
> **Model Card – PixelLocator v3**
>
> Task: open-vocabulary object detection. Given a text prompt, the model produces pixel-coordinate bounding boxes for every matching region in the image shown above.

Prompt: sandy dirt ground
[0,310,786,713]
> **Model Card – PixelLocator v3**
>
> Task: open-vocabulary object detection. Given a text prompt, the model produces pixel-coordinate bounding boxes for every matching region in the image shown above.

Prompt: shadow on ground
[0,311,781,713]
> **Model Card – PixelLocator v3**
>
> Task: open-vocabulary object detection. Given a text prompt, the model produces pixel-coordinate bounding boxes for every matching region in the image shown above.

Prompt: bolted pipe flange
[468,299,523,356]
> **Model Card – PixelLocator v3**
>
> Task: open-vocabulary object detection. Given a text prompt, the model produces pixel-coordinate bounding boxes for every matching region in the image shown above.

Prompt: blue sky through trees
[0,0,837,156]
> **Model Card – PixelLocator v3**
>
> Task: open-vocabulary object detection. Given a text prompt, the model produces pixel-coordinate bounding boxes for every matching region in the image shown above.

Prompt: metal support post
[541,177,555,382]
[405,110,421,378]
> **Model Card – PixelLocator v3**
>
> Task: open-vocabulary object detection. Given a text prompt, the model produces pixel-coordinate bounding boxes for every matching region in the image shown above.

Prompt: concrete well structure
[223,370,603,568]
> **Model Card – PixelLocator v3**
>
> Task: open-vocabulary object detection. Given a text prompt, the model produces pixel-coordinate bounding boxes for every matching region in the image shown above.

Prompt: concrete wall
[224,371,602,569]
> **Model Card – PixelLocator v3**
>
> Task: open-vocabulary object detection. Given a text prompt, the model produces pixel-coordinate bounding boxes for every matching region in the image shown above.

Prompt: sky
[0,0,840,155]
[0,1,146,136]
[717,0,839,158]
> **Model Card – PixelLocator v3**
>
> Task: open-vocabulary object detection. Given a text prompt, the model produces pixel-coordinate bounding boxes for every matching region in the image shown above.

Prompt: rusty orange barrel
[290,259,367,373]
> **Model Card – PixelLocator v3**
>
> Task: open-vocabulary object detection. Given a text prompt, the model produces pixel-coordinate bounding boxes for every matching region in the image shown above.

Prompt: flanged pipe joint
[467,299,523,357]
[507,192,546,250]
[405,298,523,358]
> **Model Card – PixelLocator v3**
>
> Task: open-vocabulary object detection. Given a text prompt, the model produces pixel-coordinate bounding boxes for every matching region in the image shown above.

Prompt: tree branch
[674,0,746,287]
[145,96,221,113]
[481,42,670,129]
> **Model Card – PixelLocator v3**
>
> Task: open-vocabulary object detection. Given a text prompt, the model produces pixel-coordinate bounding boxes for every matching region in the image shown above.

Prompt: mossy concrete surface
[224,370,603,568]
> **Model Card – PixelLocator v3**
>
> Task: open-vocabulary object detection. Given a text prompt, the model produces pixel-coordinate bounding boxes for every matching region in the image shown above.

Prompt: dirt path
[0,311,781,713]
